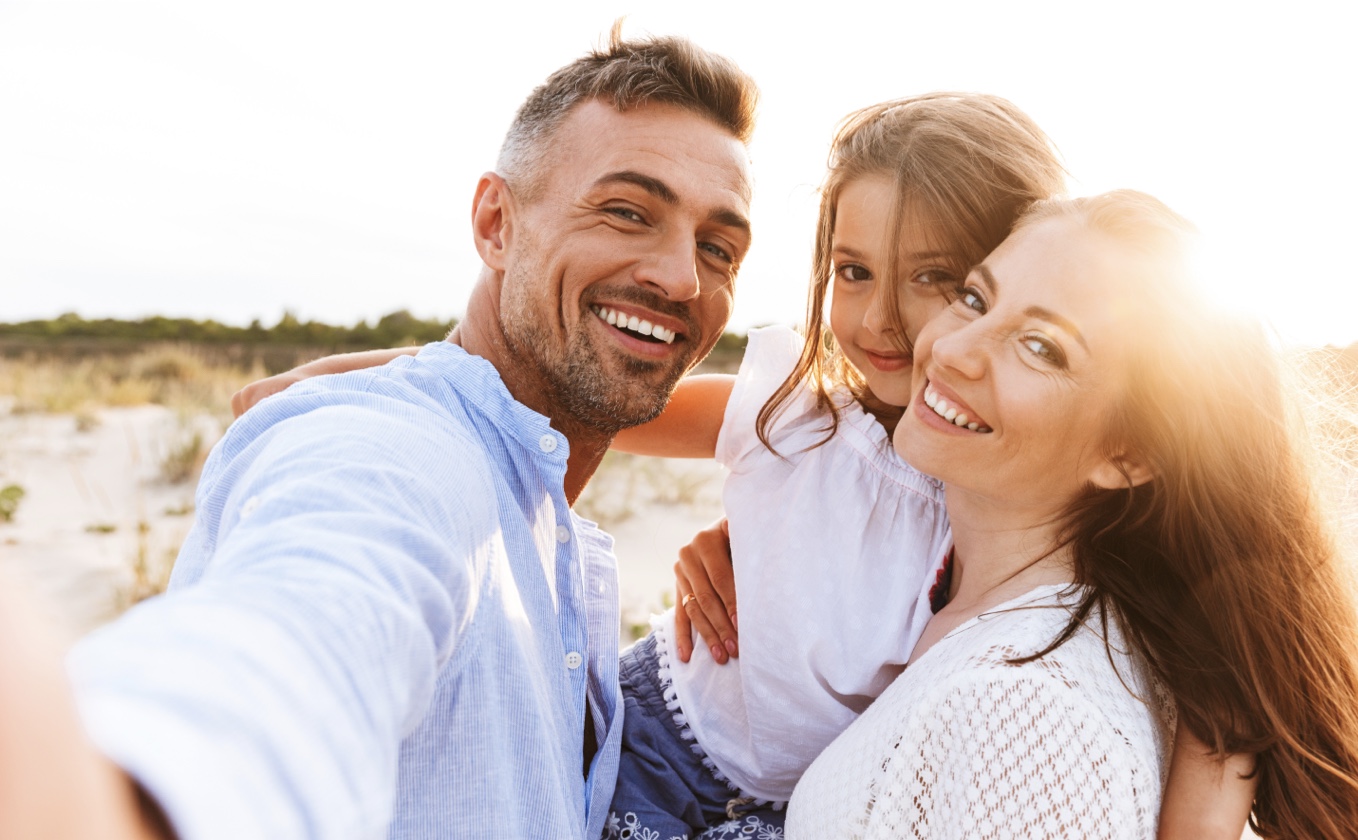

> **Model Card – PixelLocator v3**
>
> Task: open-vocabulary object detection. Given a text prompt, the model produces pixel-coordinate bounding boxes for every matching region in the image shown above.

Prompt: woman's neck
[942,484,1075,614]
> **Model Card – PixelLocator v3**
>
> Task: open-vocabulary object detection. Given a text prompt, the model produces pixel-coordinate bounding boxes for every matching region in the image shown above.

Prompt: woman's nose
[929,320,988,380]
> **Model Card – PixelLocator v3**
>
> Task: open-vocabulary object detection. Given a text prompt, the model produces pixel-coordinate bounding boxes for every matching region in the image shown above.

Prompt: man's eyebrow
[595,170,751,237]
[975,264,1088,351]
[709,208,752,237]
[594,171,678,204]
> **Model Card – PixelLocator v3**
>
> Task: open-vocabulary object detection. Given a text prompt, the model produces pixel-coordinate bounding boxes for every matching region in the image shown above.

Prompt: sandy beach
[0,403,727,645]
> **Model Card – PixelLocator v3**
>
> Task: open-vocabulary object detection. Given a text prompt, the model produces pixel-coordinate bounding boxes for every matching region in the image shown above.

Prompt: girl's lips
[863,350,912,372]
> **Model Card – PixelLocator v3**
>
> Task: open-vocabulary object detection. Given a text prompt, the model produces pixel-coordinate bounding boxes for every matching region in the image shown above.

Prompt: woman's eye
[957,287,986,313]
[1022,335,1066,367]
[836,264,872,282]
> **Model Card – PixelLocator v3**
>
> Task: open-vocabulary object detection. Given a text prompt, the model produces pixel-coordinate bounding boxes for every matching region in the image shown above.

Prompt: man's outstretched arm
[0,573,173,839]
[61,402,486,839]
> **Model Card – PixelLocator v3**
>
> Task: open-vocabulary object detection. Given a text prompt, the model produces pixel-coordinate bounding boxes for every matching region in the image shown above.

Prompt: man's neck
[449,276,614,506]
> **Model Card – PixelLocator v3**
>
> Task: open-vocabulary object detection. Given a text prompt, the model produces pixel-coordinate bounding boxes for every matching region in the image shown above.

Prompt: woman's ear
[1090,451,1155,491]
[471,172,512,271]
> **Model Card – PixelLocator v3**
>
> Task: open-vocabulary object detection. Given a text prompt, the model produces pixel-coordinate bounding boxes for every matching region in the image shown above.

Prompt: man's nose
[636,235,702,301]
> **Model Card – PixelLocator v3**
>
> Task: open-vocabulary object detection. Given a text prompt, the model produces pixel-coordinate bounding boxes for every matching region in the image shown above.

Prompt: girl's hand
[673,518,739,664]
[230,347,421,418]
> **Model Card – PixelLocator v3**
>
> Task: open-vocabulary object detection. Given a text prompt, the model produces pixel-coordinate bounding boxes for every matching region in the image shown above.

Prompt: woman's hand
[230,347,421,418]
[673,518,739,664]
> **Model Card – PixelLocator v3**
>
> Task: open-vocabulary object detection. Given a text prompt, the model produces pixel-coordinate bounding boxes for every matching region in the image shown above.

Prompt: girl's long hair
[755,93,1066,451]
[1027,191,1358,838]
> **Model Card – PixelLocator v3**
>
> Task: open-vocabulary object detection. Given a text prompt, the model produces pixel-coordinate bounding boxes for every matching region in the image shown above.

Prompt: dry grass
[0,345,262,421]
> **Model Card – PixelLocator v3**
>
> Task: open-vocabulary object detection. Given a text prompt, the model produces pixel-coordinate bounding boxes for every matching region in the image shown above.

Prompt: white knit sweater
[786,585,1174,839]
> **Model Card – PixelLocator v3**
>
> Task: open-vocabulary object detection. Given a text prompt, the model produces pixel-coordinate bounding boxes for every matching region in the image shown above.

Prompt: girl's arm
[231,347,420,418]
[609,374,735,459]
[1158,722,1256,839]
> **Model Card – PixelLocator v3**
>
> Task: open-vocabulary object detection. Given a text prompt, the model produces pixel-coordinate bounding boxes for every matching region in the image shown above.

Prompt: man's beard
[504,293,700,434]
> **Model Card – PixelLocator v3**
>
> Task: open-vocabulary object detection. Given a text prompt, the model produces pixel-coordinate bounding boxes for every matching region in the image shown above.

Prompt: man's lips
[590,304,682,345]
[918,378,992,433]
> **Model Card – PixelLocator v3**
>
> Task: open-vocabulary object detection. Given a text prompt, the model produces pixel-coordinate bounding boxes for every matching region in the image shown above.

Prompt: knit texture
[787,585,1174,839]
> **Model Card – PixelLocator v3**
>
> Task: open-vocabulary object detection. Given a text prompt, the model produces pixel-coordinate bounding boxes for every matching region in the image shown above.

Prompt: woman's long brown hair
[1025,192,1358,838]
[755,93,1066,452]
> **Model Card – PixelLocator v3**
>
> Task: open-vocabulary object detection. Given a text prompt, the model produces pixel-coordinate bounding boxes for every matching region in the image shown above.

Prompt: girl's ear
[1089,451,1155,491]
[471,172,512,271]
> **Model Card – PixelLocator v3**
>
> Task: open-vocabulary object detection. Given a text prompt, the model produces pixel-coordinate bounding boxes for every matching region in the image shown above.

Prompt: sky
[1,0,1355,346]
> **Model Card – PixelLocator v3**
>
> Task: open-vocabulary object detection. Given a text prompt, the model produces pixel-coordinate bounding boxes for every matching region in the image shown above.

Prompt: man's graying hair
[497,22,759,197]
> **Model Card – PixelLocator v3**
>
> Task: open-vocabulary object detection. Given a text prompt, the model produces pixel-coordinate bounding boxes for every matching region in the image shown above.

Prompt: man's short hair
[497,23,759,197]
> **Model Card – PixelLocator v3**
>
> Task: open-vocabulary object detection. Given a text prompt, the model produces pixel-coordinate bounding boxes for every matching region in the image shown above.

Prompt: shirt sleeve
[864,672,1157,840]
[67,402,493,840]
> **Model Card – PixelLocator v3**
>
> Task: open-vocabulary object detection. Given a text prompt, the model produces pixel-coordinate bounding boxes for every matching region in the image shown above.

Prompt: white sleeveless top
[655,325,952,801]
[786,585,1175,839]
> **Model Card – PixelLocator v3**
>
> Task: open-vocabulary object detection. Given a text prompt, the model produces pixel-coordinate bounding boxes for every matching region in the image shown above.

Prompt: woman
[784,190,1358,838]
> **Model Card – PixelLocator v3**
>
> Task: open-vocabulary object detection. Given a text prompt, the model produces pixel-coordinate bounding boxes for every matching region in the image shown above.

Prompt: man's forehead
[555,100,752,204]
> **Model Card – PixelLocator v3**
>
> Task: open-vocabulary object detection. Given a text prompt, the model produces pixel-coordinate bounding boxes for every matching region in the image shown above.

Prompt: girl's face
[828,175,965,407]
[894,215,1142,512]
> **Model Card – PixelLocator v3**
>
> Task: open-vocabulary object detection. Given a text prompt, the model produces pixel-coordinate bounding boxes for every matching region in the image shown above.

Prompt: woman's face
[827,175,965,407]
[894,215,1143,510]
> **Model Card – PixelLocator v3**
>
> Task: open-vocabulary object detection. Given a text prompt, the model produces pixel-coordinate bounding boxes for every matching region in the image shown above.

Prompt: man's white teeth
[923,384,991,432]
[591,306,676,344]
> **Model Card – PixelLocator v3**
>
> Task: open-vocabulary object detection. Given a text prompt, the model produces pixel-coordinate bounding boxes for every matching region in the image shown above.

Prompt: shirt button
[555,525,570,544]
[565,651,583,670]
[538,434,557,453]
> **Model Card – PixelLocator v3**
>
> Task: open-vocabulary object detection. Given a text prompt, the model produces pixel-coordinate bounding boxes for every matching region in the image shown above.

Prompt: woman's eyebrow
[1026,305,1089,351]
[975,263,1088,350]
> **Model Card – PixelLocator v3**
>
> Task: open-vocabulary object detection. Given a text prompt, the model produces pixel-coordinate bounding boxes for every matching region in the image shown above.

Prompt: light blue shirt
[67,341,623,840]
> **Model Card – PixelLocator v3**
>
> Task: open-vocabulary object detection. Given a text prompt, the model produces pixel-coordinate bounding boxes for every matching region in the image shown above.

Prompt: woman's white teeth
[923,384,990,432]
[591,306,676,344]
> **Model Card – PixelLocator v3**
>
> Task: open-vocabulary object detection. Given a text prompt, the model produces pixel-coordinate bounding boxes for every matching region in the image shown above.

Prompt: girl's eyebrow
[974,263,1088,351]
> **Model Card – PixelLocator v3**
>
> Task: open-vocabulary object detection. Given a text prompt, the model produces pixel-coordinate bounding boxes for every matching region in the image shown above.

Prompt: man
[21,30,757,839]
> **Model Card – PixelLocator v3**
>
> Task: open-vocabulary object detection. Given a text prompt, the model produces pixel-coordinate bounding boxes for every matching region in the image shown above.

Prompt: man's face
[498,100,752,432]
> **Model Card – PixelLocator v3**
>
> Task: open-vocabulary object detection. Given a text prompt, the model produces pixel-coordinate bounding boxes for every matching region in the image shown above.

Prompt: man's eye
[699,241,733,263]
[606,207,644,223]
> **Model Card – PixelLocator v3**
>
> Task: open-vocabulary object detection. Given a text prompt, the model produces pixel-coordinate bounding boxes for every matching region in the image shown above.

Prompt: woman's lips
[921,379,992,433]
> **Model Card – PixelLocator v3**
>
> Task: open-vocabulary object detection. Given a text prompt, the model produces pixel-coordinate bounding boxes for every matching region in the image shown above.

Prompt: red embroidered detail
[928,549,955,615]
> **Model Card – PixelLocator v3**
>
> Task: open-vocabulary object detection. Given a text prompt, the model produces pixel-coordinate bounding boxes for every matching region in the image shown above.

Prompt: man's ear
[471,172,512,271]
[1089,451,1155,491]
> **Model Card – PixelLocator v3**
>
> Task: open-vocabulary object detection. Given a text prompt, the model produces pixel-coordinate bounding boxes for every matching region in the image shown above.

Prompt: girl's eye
[836,264,872,283]
[956,286,986,314]
[1022,335,1067,367]
[915,270,952,285]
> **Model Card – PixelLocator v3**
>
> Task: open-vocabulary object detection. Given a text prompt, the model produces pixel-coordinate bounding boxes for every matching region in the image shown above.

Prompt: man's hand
[0,579,172,839]
[673,518,739,664]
